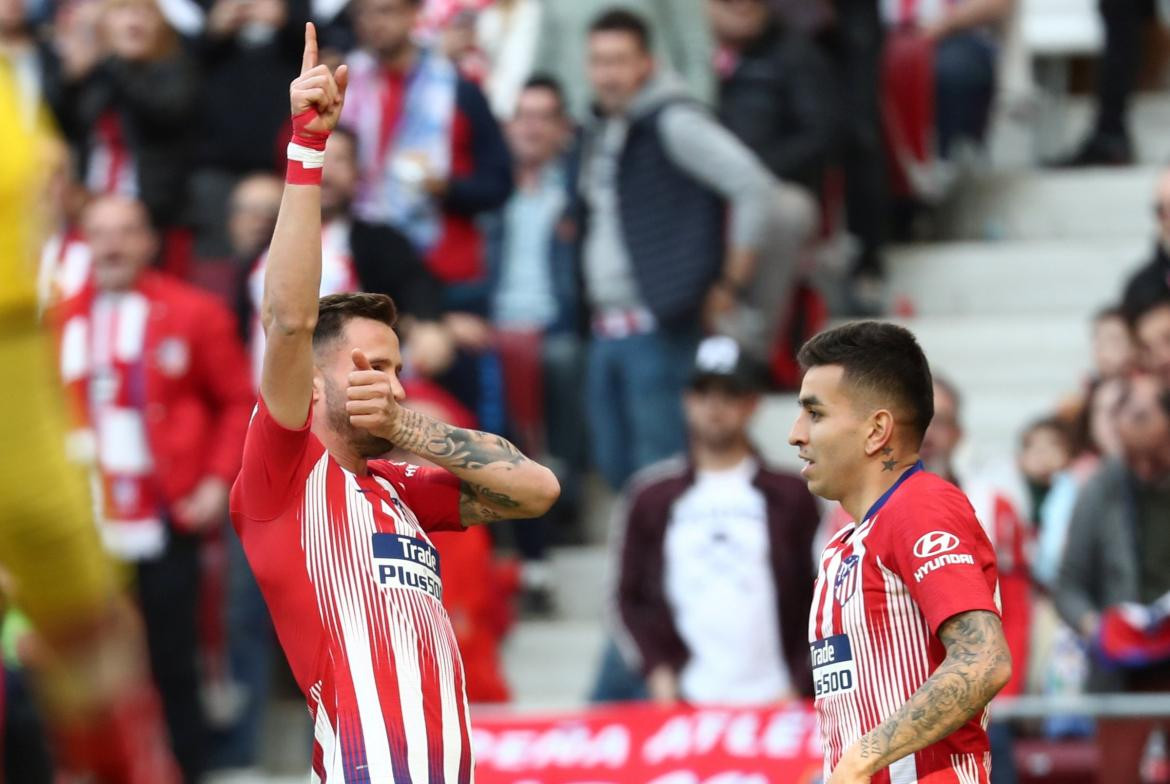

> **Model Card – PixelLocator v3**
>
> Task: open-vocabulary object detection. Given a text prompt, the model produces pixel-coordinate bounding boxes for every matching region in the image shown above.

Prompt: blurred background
[8,0,1170,781]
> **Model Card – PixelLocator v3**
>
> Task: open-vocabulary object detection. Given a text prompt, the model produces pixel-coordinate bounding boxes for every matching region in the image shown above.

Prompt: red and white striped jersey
[230,397,474,783]
[809,463,1001,784]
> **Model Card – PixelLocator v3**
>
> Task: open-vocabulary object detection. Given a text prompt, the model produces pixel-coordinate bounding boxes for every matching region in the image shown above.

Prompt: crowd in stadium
[7,0,1170,780]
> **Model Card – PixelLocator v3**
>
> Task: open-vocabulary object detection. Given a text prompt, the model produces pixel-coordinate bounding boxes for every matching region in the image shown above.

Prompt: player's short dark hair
[313,293,398,353]
[798,321,935,445]
[589,8,652,52]
[522,74,567,114]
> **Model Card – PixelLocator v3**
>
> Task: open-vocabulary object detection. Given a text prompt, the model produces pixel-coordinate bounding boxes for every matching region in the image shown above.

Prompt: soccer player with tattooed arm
[789,321,1011,784]
[230,24,559,782]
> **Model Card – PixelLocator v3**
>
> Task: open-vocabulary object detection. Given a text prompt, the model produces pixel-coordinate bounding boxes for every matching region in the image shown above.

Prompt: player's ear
[311,369,324,404]
[865,409,895,457]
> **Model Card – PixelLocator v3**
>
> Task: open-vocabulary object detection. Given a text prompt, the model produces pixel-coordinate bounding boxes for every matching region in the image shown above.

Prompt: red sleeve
[231,395,319,522]
[888,487,1001,636]
[385,463,464,533]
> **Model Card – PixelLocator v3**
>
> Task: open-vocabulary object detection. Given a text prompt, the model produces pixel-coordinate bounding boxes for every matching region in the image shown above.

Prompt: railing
[994,693,1170,719]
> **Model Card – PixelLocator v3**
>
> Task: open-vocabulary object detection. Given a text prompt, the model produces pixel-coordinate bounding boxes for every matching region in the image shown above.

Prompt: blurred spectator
[486,75,585,615]
[1018,416,1074,523]
[476,0,542,118]
[614,336,818,705]
[821,0,888,312]
[920,373,962,482]
[340,0,512,301]
[189,0,308,258]
[578,9,780,492]
[1054,0,1154,166]
[54,195,254,782]
[1125,289,1170,387]
[708,0,836,195]
[226,172,283,274]
[882,0,1011,161]
[37,137,93,309]
[1092,305,1138,381]
[706,0,824,360]
[0,0,59,123]
[1122,167,1170,313]
[534,0,714,120]
[439,7,489,81]
[240,129,451,380]
[51,0,199,273]
[1056,373,1170,782]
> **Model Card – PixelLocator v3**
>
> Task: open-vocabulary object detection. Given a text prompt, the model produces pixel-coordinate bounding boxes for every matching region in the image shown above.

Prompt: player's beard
[323,375,395,458]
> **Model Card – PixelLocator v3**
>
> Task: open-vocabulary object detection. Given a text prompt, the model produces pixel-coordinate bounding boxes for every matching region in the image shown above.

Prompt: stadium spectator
[485,75,584,614]
[1056,372,1170,783]
[54,194,254,781]
[1054,0,1153,166]
[38,137,93,309]
[577,8,781,492]
[476,0,542,118]
[709,0,836,195]
[0,0,59,123]
[882,0,1011,161]
[614,336,819,705]
[534,0,714,120]
[1091,305,1138,381]
[189,0,309,258]
[227,172,284,280]
[50,0,199,274]
[706,0,824,360]
[240,128,451,381]
[340,0,512,300]
[1121,167,1170,312]
[1125,289,1170,388]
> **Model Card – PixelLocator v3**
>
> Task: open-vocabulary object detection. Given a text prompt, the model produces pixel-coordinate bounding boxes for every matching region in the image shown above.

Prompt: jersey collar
[863,460,925,522]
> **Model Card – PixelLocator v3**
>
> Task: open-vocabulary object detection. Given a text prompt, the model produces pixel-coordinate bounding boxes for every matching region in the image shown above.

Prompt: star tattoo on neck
[882,457,899,472]
[881,447,894,456]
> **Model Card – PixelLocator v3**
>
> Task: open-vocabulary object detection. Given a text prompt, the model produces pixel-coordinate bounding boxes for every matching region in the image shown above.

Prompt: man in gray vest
[578,7,784,495]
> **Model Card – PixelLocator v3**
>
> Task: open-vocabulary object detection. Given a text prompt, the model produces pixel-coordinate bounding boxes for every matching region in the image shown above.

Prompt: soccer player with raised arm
[230,26,559,782]
[789,322,1011,784]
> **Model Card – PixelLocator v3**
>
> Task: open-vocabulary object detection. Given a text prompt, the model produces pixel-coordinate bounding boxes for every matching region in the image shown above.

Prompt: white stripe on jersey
[312,686,341,783]
[339,473,395,780]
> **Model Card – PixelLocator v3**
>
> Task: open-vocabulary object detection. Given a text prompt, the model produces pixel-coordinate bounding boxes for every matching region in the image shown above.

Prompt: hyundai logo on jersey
[371,533,443,601]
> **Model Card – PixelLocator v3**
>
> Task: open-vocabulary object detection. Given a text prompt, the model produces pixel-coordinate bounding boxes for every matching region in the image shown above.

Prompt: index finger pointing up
[301,22,318,74]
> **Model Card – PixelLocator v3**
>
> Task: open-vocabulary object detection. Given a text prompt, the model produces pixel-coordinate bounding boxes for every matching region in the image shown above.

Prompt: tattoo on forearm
[853,610,1009,772]
[389,408,527,470]
[459,482,515,525]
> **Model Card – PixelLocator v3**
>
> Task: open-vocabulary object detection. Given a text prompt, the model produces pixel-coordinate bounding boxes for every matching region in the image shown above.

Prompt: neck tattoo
[881,447,898,472]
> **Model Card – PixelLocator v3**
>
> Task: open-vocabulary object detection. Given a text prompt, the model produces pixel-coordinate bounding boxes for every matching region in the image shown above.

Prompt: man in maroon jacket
[55,194,254,782]
[611,335,820,705]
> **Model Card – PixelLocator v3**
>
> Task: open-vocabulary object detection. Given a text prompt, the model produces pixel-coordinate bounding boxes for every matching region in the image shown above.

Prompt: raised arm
[260,22,347,429]
[829,610,1012,784]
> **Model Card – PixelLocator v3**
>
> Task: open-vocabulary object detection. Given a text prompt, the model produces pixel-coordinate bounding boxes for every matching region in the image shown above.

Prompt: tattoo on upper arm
[390,408,527,470]
[852,610,1009,771]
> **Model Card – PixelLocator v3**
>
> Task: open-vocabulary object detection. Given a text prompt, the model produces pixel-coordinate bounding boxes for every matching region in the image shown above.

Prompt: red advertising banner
[472,702,825,784]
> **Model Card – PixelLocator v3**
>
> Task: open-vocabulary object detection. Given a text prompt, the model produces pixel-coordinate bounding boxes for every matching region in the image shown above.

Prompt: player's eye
[808,410,822,422]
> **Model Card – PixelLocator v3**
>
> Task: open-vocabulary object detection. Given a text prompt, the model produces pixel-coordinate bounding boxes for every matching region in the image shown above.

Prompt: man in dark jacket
[578,9,785,493]
[710,0,837,196]
[614,336,819,704]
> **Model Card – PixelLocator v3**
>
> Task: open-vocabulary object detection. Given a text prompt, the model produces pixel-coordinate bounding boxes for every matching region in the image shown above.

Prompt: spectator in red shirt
[340,0,512,306]
[54,194,254,782]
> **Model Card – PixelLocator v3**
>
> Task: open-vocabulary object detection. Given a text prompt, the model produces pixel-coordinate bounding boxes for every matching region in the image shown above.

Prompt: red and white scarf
[60,290,166,561]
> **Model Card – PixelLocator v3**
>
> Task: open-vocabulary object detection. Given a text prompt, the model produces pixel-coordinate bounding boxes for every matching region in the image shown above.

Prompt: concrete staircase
[502,100,1166,710]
